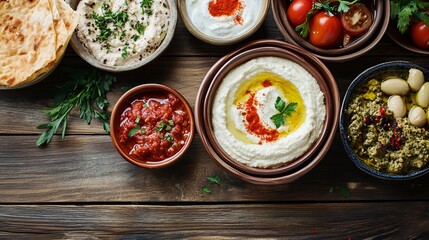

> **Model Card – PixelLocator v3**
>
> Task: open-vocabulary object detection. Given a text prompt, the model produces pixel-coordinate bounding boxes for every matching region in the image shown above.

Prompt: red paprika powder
[208,0,243,24]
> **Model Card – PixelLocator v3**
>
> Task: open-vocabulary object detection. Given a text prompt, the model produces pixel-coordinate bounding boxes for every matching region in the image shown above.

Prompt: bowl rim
[272,0,390,62]
[177,0,270,45]
[69,0,178,72]
[202,46,333,177]
[339,60,429,180]
[110,83,195,169]
[386,22,429,55]
[194,39,340,184]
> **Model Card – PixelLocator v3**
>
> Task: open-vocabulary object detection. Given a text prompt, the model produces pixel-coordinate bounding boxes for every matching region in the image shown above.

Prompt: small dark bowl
[387,22,429,55]
[340,61,429,180]
[195,39,341,184]
[110,84,195,169]
[272,0,389,62]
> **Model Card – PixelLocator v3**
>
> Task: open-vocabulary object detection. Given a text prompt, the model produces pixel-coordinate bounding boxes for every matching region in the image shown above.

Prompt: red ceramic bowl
[110,84,195,169]
[195,40,340,184]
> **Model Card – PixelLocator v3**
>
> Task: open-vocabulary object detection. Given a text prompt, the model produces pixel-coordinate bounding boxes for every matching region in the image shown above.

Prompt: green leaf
[390,1,401,19]
[202,187,212,194]
[270,113,285,129]
[398,6,415,33]
[135,22,146,35]
[274,97,286,112]
[128,125,141,137]
[135,116,141,124]
[166,134,174,142]
[414,11,429,25]
[168,119,174,126]
[207,175,221,185]
[283,102,298,117]
[340,187,351,198]
[328,187,334,194]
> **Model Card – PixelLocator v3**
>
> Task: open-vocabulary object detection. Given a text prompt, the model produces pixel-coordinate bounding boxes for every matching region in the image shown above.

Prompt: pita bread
[0,0,79,87]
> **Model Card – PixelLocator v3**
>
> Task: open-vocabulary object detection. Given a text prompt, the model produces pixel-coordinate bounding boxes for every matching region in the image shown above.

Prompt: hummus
[212,57,326,168]
[76,0,170,66]
[185,0,263,39]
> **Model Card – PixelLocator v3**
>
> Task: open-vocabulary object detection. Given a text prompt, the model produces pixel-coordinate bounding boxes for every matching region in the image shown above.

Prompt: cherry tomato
[309,11,342,48]
[287,0,313,26]
[411,20,429,49]
[341,4,373,37]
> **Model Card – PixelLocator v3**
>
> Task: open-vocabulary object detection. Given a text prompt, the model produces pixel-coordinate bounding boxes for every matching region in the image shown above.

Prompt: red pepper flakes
[262,79,272,88]
[208,0,243,25]
[238,93,278,143]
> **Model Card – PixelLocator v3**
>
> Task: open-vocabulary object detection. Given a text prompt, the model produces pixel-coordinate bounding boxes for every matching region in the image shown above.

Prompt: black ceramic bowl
[340,61,429,180]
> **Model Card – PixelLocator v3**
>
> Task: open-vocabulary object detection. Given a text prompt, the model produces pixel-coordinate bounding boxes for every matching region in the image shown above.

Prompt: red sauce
[118,92,190,162]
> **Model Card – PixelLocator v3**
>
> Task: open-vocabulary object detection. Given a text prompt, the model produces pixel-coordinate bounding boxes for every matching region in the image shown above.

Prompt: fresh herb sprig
[270,97,298,129]
[390,0,429,34]
[36,70,116,147]
[296,0,359,38]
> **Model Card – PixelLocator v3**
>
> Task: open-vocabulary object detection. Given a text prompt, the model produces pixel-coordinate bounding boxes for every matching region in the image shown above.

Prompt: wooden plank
[0,135,428,203]
[0,203,428,238]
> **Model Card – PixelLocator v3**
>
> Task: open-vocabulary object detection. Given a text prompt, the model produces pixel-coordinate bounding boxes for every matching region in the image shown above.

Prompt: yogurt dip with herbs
[185,0,263,39]
[76,0,170,66]
[212,57,326,168]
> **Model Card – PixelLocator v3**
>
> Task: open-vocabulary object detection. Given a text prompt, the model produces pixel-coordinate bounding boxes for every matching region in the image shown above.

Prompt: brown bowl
[194,39,340,184]
[387,22,429,55]
[203,46,332,176]
[272,0,389,61]
[110,84,195,169]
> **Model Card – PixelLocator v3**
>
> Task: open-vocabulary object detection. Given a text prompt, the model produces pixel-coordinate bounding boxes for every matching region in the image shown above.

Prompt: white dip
[212,57,326,168]
[76,0,170,66]
[185,0,262,39]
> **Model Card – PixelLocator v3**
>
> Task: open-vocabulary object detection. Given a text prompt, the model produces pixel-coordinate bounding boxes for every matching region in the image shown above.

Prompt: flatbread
[0,0,79,87]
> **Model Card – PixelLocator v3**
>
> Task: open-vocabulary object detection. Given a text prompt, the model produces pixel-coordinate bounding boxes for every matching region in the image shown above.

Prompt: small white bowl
[68,0,177,72]
[178,0,269,45]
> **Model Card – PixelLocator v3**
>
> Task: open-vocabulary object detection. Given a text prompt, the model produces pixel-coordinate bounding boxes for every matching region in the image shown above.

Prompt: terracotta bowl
[340,61,429,180]
[195,39,340,184]
[110,84,195,169]
[272,0,389,62]
[178,0,270,45]
[387,22,429,55]
[68,0,177,72]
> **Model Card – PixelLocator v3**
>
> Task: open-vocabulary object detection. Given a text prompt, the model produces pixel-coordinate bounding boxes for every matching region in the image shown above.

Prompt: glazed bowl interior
[340,61,429,180]
[68,0,177,72]
[177,0,270,45]
[203,46,332,177]
[110,84,195,169]
[272,0,389,61]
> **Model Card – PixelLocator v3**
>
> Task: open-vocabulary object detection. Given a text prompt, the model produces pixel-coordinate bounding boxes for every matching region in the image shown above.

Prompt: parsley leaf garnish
[270,97,298,128]
[141,0,154,15]
[207,175,221,185]
[36,70,116,147]
[128,125,141,137]
[296,0,358,38]
[390,0,429,34]
[202,187,212,194]
[90,1,129,42]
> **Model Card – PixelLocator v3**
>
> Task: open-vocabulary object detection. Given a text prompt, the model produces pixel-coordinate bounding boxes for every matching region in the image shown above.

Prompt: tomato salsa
[118,91,190,162]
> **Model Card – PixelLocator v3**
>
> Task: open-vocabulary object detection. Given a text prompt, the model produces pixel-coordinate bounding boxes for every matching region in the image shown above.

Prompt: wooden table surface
[1,7,429,239]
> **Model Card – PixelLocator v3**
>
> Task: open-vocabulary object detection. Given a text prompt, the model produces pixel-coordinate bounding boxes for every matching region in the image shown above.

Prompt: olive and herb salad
[390,0,429,50]
[76,0,170,66]
[346,68,429,174]
[286,0,374,48]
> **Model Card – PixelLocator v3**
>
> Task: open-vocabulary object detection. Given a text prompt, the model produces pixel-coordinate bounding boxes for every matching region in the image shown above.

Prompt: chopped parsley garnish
[156,120,174,132]
[121,43,129,59]
[165,134,174,142]
[89,1,129,42]
[141,0,154,15]
[270,97,298,128]
[128,125,141,137]
[143,103,148,108]
[207,175,221,185]
[135,21,146,35]
[202,187,212,194]
[168,119,174,126]
[132,34,139,41]
[135,116,141,124]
